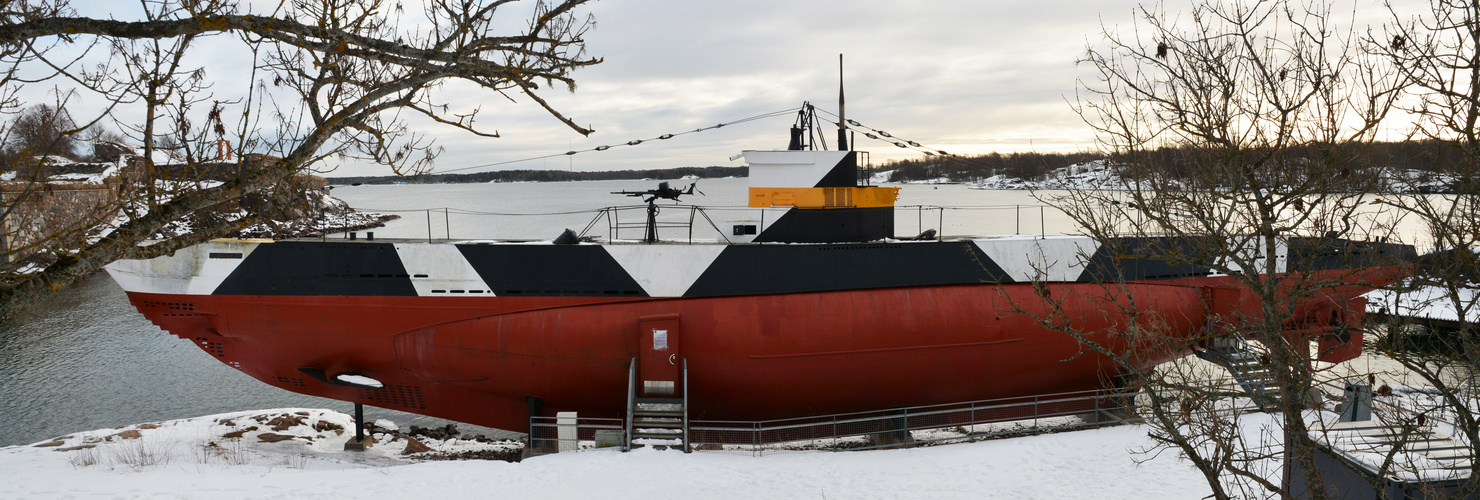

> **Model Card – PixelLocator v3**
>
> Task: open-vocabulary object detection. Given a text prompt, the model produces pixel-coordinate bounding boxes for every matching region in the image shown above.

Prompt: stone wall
[0,184,118,264]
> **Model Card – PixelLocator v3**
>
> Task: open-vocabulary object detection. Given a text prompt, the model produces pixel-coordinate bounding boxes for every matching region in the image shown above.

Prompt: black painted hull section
[205,236,1416,299]
[456,245,649,297]
[212,241,418,296]
[685,241,1013,297]
[752,207,894,243]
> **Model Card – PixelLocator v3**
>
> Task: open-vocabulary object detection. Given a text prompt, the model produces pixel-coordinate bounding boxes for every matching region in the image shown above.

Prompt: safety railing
[338,202,1066,244]
[687,388,1137,454]
[577,204,736,244]
[527,415,627,457]
[895,204,1058,239]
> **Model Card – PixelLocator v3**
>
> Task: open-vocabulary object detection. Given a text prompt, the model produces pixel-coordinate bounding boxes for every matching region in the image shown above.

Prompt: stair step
[630,438,685,451]
[634,420,684,429]
[635,401,683,408]
[635,397,683,404]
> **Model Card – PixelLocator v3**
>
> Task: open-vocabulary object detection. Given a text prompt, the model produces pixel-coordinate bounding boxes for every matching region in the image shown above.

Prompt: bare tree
[1360,0,1480,497]
[1060,0,1414,497]
[5,103,80,161]
[0,0,600,319]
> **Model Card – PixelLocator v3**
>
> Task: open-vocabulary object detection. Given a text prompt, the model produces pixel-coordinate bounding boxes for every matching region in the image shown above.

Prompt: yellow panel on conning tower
[748,186,900,208]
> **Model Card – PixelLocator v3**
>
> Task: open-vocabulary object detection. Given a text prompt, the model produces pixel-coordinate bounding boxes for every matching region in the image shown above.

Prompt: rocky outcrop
[401,437,431,454]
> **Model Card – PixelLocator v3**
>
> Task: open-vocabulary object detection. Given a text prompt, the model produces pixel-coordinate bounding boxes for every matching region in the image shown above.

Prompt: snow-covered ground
[1367,285,1480,324]
[0,408,1222,499]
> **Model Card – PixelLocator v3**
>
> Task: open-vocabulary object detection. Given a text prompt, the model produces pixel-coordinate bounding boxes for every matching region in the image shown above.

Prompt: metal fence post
[753,421,761,456]
[903,407,910,446]
[1034,394,1040,427]
[759,209,766,244]
[1094,392,1102,423]
[833,415,838,450]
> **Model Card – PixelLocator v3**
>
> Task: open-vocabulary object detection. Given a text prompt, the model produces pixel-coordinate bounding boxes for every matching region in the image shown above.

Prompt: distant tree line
[882,151,1105,182]
[884,140,1474,190]
[327,166,748,185]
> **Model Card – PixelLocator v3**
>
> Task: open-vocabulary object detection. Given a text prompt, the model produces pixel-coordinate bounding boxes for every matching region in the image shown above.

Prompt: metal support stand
[625,358,636,452]
[343,402,371,451]
[644,200,659,243]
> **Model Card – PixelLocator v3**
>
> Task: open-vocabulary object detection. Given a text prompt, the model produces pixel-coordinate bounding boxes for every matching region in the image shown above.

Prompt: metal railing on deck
[340,203,1065,243]
[896,204,1054,239]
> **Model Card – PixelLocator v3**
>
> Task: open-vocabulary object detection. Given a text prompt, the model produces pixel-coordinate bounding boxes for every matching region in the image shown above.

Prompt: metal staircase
[625,358,690,451]
[630,398,687,449]
[1194,336,1281,410]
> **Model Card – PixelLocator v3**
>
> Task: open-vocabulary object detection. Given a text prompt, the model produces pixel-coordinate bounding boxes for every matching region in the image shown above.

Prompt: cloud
[349,0,1138,177]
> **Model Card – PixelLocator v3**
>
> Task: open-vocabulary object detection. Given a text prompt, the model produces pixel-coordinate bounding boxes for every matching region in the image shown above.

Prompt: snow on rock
[38,155,76,166]
[0,408,1221,499]
[904,176,956,185]
[970,174,1032,190]
[1380,168,1461,194]
[970,161,1131,191]
[374,419,400,432]
[234,189,396,239]
[870,169,896,184]
[84,183,393,246]
[35,163,118,185]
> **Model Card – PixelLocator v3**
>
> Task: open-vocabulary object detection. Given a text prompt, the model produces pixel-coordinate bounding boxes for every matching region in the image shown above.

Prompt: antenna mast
[837,54,848,151]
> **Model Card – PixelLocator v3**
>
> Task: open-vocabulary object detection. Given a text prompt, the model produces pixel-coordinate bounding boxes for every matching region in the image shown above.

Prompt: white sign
[653,329,668,350]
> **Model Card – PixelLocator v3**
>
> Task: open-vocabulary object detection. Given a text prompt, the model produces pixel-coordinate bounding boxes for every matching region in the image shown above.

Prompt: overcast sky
[412,0,1125,177]
[60,0,1402,177]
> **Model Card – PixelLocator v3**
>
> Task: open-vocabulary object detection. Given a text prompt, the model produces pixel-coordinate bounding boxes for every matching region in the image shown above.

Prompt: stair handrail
[683,357,691,453]
[1195,334,1279,411]
[626,357,636,452]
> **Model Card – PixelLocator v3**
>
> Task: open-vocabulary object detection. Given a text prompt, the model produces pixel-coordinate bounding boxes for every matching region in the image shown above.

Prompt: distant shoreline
[327,166,747,186]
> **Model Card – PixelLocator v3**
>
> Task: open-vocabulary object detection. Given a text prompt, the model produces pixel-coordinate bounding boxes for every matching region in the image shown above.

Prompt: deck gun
[611,182,702,243]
